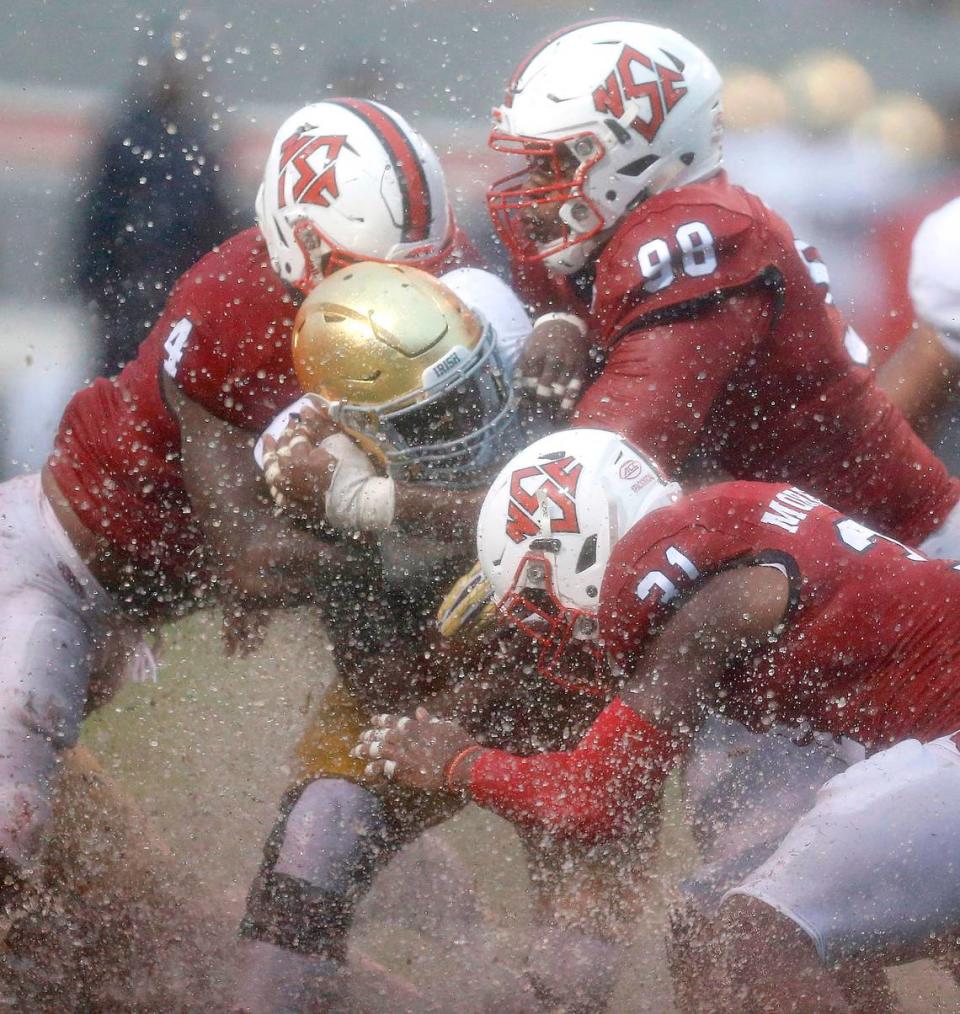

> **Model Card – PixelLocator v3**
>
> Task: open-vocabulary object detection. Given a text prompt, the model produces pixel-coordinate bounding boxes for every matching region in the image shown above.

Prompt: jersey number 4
[637,221,717,294]
[835,518,925,562]
[162,318,193,379]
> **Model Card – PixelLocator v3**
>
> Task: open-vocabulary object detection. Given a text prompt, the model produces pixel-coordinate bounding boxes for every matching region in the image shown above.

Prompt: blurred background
[3,0,960,475]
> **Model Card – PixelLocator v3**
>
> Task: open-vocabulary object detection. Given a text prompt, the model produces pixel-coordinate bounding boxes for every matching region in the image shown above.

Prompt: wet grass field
[75,609,960,1013]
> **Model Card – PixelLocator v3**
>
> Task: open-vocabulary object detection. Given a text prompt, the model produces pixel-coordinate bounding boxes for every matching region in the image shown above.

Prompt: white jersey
[909,196,960,355]
[438,267,530,374]
[727,732,960,963]
[0,474,153,867]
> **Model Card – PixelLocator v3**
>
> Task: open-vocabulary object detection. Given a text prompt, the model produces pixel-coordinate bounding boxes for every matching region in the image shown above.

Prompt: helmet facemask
[488,131,609,275]
[265,209,458,296]
[477,427,683,695]
[325,320,517,488]
[498,551,607,696]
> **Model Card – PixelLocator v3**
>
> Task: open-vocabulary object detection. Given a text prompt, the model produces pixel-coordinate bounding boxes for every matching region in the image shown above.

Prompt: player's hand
[261,396,340,513]
[351,707,480,793]
[517,315,590,419]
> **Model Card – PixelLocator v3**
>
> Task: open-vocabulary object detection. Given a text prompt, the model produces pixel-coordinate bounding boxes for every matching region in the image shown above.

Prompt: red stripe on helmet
[332,97,431,244]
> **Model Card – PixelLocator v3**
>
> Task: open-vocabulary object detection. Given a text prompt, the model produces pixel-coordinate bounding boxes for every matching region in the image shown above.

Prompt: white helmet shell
[478,428,680,659]
[489,20,724,274]
[256,99,454,291]
[910,196,960,343]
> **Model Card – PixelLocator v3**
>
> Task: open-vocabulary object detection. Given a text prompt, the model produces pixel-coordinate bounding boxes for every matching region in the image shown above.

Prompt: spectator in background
[723,52,911,330]
[74,10,237,375]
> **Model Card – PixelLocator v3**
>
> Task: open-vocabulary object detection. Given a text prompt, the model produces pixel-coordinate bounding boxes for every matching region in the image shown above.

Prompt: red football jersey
[569,172,959,547]
[601,482,960,748]
[49,226,481,586]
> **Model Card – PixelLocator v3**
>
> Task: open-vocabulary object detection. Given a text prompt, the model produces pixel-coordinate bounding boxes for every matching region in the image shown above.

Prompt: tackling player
[359,428,960,1011]
[0,97,519,971]
[486,19,960,557]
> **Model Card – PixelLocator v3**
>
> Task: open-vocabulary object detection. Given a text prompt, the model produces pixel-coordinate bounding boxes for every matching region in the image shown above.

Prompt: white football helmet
[256,99,455,292]
[488,20,724,274]
[477,428,680,693]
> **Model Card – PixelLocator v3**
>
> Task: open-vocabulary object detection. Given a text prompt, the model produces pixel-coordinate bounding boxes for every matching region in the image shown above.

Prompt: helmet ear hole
[605,119,632,145]
[575,534,598,574]
[618,155,659,177]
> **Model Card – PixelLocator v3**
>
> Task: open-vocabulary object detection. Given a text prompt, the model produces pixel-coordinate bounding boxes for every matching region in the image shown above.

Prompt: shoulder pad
[592,178,774,340]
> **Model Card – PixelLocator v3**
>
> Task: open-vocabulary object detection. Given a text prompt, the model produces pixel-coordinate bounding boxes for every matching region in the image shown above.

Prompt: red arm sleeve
[573,287,774,471]
[468,699,680,843]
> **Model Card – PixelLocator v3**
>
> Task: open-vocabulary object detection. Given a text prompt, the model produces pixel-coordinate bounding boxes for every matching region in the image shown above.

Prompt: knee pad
[239,779,394,961]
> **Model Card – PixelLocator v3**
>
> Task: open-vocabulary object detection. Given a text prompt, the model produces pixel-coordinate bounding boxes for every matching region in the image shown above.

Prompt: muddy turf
[0,610,952,1012]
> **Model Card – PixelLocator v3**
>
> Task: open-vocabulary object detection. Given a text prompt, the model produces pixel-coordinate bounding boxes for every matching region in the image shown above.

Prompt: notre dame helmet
[292,262,516,485]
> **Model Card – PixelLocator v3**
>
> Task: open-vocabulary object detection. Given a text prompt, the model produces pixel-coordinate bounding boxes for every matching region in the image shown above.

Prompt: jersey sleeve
[154,236,302,432]
[573,285,773,470]
[468,698,678,842]
[599,501,757,672]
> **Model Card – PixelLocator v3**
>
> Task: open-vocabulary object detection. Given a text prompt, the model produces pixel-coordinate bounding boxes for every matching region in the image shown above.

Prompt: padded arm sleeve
[468,699,679,843]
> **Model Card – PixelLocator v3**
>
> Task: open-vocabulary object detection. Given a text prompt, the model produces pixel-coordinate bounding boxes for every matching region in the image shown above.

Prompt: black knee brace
[239,778,395,962]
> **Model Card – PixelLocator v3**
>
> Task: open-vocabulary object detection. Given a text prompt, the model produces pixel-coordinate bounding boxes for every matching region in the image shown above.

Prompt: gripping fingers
[287,433,312,454]
[559,377,583,414]
[262,453,281,487]
[362,759,397,780]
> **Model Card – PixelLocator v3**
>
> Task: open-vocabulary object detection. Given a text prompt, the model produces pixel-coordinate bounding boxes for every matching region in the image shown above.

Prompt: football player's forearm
[460,699,677,842]
[393,482,485,540]
[574,288,773,470]
[164,374,360,604]
[214,526,362,606]
[620,565,791,731]
[877,321,960,438]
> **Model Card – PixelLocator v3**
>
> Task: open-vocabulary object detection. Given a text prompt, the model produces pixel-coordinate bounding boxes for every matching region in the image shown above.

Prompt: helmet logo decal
[592,45,688,142]
[505,455,583,543]
[276,129,347,209]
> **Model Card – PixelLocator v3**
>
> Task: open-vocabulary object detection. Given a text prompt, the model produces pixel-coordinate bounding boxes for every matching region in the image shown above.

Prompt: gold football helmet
[292,262,516,484]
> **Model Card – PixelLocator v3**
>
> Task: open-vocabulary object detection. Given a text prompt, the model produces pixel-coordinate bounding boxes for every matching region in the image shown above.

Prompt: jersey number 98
[637,221,718,294]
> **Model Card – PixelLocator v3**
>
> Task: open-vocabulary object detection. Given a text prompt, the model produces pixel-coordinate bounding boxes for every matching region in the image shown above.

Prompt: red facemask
[290,216,457,295]
[497,552,607,697]
[486,129,606,267]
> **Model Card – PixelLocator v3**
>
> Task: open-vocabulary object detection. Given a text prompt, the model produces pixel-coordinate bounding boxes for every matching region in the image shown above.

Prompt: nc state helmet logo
[592,46,687,142]
[276,128,348,209]
[506,455,583,544]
